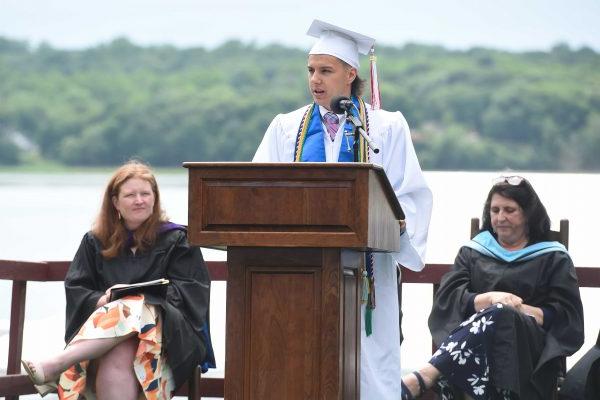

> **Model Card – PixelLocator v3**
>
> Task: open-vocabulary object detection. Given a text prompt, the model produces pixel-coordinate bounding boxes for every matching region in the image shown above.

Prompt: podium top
[184,162,404,220]
[184,162,380,169]
[184,162,404,250]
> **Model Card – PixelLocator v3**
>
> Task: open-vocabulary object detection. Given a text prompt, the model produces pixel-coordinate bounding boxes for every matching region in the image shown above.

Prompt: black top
[64,226,211,389]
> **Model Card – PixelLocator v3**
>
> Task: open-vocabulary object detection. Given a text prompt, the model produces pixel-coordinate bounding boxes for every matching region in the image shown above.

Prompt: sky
[1,0,600,52]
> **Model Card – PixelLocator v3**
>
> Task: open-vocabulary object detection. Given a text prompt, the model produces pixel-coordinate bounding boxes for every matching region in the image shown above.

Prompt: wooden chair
[470,217,569,398]
[187,305,216,400]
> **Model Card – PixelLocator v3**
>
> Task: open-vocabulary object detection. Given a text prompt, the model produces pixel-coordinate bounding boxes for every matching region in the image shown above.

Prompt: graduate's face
[490,194,528,248]
[307,54,356,110]
[112,177,155,231]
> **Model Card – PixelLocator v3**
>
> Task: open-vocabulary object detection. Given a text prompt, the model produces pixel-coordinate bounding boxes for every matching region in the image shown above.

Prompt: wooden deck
[1,259,599,399]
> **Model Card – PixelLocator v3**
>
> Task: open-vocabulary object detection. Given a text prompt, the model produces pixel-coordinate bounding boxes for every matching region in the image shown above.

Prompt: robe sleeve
[383,111,433,271]
[534,251,584,371]
[428,247,476,346]
[165,231,210,330]
[161,230,212,387]
[64,232,105,342]
[253,114,285,162]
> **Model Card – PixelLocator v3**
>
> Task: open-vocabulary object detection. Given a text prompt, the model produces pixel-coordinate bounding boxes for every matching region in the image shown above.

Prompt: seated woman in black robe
[21,160,215,399]
[401,176,584,399]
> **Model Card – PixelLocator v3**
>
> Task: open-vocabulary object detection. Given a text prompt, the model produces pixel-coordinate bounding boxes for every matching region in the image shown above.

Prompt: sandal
[401,371,427,399]
[401,380,415,400]
[21,360,57,397]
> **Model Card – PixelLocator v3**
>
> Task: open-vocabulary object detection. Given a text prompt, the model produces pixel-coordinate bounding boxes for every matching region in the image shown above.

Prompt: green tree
[1,35,599,170]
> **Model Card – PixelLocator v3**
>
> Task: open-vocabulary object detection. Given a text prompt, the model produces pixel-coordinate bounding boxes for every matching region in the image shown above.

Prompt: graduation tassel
[365,306,373,336]
[361,264,373,336]
[369,47,381,110]
[368,274,376,309]
[364,251,376,337]
[361,267,369,303]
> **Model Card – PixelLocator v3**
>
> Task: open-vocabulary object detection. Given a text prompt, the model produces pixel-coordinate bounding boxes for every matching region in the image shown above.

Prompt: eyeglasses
[492,175,525,186]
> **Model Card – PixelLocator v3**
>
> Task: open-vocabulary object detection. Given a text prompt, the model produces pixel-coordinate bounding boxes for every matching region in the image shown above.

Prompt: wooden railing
[402,264,600,400]
[0,260,228,400]
[1,259,599,399]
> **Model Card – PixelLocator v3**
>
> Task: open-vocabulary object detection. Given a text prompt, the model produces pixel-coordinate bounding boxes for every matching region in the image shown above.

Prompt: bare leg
[95,336,140,400]
[37,332,137,382]
[401,363,441,397]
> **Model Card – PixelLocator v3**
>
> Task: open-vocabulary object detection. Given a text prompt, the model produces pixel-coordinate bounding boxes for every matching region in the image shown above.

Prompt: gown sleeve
[164,230,211,333]
[428,247,476,346]
[534,251,584,370]
[381,111,433,271]
[160,229,212,386]
[64,232,105,342]
[253,114,285,162]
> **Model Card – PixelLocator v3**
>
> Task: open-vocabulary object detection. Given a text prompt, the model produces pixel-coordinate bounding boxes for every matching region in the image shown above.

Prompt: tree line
[1,37,599,170]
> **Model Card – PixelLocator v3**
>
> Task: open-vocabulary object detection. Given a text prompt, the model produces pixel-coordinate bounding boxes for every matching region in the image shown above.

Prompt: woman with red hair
[22,160,214,399]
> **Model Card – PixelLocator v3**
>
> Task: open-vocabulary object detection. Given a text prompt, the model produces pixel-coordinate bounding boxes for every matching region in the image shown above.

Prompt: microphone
[329,95,380,155]
[330,96,355,114]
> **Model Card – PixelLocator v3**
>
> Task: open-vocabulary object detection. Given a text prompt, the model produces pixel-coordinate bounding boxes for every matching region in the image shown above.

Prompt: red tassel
[369,47,381,110]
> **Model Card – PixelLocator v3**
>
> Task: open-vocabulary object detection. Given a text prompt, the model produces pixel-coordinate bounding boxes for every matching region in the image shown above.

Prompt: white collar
[318,104,344,119]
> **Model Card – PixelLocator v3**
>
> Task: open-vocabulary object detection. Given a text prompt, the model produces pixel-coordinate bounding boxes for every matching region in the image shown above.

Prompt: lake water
[1,170,599,393]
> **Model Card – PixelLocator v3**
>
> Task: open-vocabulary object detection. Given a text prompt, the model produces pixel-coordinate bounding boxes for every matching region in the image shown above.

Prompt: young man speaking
[254,20,433,399]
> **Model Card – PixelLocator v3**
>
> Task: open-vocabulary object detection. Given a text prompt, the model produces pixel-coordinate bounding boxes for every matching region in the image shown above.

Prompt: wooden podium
[184,162,404,400]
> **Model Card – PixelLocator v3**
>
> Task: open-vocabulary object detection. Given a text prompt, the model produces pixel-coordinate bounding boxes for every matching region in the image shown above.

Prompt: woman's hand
[474,292,544,326]
[96,286,116,307]
[474,291,523,310]
[517,303,544,326]
[95,284,129,308]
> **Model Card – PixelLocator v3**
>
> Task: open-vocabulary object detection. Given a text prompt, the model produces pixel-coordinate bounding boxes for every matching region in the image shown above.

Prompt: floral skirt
[58,295,174,400]
[429,304,516,400]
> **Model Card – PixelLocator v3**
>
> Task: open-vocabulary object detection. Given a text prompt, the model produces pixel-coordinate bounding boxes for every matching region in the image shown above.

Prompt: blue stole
[296,97,361,162]
[466,231,568,262]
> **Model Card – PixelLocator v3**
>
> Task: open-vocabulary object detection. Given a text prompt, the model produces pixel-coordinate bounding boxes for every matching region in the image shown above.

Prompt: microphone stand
[344,112,380,161]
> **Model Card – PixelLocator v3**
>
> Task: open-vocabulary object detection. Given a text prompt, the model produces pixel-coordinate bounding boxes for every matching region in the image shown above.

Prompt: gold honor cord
[356,98,369,163]
[294,104,314,162]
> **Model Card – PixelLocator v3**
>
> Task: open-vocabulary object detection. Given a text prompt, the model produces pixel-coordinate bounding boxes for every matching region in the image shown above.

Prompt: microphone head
[330,96,352,114]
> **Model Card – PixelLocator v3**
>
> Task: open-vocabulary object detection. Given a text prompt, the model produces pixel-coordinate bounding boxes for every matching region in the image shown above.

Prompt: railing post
[560,219,569,250]
[7,280,27,400]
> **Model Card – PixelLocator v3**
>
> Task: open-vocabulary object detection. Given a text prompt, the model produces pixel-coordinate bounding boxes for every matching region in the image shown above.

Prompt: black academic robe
[428,247,584,399]
[64,227,210,390]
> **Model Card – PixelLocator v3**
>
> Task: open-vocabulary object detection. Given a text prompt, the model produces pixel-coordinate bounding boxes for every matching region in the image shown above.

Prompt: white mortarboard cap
[307,19,375,70]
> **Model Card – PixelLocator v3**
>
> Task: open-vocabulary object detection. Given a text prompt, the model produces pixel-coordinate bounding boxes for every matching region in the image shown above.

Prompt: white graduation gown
[253,104,433,400]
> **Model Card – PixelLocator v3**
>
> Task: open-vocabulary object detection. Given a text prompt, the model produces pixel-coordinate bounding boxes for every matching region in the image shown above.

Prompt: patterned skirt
[58,295,174,400]
[429,304,544,400]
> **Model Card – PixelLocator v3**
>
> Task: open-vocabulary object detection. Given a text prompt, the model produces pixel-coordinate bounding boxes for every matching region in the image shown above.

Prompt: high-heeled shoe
[401,371,427,399]
[21,359,57,397]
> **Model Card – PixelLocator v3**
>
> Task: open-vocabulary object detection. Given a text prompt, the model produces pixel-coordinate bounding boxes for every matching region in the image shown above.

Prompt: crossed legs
[23,332,140,400]
[95,335,140,400]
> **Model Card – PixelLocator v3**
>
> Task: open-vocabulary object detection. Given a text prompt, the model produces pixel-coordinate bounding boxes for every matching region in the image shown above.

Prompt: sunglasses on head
[492,175,525,186]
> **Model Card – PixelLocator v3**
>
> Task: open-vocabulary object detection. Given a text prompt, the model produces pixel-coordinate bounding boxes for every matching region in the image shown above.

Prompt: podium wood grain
[184,163,401,400]
[185,162,402,251]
